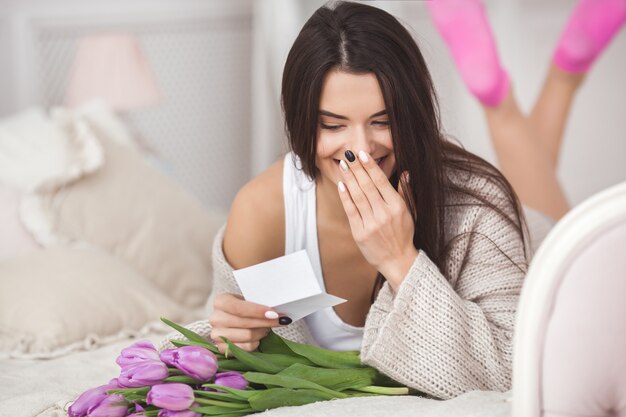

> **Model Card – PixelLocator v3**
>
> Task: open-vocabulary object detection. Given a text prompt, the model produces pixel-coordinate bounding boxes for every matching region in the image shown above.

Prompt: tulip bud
[68,379,126,417]
[87,395,129,417]
[116,340,160,368]
[147,383,195,411]
[214,372,248,390]
[118,360,168,388]
[159,346,218,381]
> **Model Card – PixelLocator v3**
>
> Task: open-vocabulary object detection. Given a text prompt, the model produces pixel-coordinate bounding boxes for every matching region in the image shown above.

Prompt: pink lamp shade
[65,33,160,111]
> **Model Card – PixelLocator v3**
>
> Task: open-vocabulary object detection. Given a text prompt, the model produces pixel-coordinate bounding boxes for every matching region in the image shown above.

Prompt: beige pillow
[31,134,226,308]
[0,247,189,356]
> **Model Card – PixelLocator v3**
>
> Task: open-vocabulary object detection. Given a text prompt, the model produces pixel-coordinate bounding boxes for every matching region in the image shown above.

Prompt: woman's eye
[320,123,342,130]
[373,121,389,126]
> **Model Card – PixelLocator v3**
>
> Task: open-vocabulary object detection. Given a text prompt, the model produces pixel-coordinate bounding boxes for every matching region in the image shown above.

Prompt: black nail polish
[279,316,292,325]
[345,150,355,162]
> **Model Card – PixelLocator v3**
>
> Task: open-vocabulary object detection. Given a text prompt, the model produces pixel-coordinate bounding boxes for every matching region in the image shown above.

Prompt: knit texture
[160,169,529,400]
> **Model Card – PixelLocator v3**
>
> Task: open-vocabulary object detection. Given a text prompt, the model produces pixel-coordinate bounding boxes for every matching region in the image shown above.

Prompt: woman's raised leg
[427,0,570,219]
[529,0,626,168]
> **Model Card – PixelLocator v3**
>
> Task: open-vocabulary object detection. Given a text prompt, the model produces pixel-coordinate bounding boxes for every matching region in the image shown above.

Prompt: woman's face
[315,69,395,186]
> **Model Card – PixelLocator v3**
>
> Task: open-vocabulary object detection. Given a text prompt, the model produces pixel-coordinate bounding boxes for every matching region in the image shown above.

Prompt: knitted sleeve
[360,178,528,400]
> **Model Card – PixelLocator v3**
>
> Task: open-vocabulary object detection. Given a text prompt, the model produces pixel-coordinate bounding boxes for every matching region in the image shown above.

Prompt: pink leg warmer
[554,0,626,73]
[426,0,509,107]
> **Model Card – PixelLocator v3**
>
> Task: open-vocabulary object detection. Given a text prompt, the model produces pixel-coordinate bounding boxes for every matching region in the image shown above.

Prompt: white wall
[1,0,624,209]
[384,0,626,207]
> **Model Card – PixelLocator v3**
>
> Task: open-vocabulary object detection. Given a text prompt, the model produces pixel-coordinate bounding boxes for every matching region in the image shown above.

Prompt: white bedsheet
[0,333,163,417]
[0,331,512,417]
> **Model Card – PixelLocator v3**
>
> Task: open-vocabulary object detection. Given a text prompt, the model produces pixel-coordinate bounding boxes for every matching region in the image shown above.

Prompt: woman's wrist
[379,247,419,292]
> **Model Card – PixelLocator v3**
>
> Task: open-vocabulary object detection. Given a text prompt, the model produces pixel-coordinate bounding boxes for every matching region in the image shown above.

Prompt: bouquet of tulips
[68,318,409,417]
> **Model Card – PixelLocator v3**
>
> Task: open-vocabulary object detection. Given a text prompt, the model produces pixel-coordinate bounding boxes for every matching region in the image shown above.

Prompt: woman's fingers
[210,327,269,344]
[215,340,260,354]
[339,158,374,223]
[338,180,364,233]
[356,150,402,204]
[209,309,281,329]
[344,152,387,212]
[213,293,280,327]
[338,150,406,227]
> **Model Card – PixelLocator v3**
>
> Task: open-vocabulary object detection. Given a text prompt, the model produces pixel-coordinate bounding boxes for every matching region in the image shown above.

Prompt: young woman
[206,1,529,400]
[427,0,626,220]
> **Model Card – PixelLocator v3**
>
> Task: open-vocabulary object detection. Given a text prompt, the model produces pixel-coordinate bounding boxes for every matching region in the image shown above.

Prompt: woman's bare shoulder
[223,158,285,269]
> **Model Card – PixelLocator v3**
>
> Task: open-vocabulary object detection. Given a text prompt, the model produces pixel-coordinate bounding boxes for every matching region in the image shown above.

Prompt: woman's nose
[349,126,374,155]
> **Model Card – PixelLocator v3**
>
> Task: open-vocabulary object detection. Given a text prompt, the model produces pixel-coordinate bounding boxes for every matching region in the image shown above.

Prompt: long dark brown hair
[281,1,528,299]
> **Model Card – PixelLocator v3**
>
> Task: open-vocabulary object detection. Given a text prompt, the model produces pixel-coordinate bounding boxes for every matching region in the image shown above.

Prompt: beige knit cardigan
[169,170,529,400]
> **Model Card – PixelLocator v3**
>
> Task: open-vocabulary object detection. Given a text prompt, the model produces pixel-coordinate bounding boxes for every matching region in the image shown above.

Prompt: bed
[0,103,560,417]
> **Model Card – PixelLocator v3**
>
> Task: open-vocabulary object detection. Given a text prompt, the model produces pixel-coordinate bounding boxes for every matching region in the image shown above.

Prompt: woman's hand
[337,150,418,291]
[209,293,285,353]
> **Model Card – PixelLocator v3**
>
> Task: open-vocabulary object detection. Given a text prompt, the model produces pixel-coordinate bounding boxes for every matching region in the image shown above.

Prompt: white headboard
[2,0,254,211]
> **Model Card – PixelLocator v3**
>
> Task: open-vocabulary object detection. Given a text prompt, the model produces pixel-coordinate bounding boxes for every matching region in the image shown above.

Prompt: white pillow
[0,107,102,193]
[24,130,226,308]
[0,182,40,261]
[0,247,190,356]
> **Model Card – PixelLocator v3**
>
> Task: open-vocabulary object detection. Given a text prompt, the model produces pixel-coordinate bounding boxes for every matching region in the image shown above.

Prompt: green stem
[194,398,248,409]
[107,387,150,395]
[352,386,409,395]
[165,375,205,384]
[168,368,185,376]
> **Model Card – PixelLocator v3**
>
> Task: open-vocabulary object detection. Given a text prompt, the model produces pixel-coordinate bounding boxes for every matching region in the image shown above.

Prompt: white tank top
[282,153,363,351]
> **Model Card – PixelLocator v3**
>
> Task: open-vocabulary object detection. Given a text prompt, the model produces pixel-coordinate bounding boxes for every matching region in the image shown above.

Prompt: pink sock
[554,0,626,73]
[426,0,509,107]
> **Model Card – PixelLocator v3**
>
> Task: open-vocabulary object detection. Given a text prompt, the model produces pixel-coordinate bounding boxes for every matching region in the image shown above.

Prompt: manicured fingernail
[264,311,279,319]
[339,160,349,172]
[338,181,346,192]
[278,316,292,325]
[344,150,356,162]
[358,150,369,163]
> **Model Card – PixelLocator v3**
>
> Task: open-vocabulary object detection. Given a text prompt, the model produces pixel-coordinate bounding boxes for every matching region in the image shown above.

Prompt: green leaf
[266,332,363,369]
[193,389,248,403]
[217,359,252,372]
[160,317,220,354]
[373,371,406,387]
[283,339,362,368]
[252,352,315,368]
[107,387,150,395]
[220,337,283,374]
[243,372,347,399]
[278,363,376,391]
[191,405,252,415]
[201,384,257,400]
[258,331,297,355]
[164,375,206,384]
[195,398,248,409]
[248,388,336,411]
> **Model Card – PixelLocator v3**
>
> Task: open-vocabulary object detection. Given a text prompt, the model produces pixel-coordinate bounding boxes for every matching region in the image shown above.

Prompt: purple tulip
[68,379,127,417]
[214,372,248,390]
[147,383,194,411]
[118,360,168,388]
[159,346,218,381]
[158,405,201,417]
[87,395,129,417]
[116,340,160,368]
